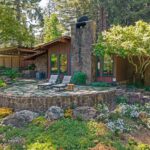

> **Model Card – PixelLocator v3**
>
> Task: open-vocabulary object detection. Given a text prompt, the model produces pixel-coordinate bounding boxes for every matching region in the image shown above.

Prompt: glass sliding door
[50,54,59,74]
[50,53,68,74]
[60,54,67,74]
[96,55,114,82]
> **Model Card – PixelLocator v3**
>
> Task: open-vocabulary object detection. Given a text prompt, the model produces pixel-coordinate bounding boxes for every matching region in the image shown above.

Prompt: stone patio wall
[0,90,116,112]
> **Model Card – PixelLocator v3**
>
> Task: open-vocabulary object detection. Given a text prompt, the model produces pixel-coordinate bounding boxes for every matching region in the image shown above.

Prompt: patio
[0,79,116,112]
[0,79,114,97]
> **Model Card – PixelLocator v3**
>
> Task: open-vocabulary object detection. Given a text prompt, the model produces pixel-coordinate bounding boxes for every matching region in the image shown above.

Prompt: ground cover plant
[0,80,6,88]
[0,100,149,150]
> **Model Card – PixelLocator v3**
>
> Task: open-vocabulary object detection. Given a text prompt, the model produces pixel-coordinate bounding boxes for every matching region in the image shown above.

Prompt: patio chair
[52,75,72,91]
[38,75,58,90]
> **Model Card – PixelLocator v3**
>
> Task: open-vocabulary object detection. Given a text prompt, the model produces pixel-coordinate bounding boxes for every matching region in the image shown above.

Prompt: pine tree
[0,0,43,46]
[43,14,64,42]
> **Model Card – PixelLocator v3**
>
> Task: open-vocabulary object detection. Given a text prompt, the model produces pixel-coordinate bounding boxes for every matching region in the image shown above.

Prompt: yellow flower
[64,108,73,118]
[0,107,13,118]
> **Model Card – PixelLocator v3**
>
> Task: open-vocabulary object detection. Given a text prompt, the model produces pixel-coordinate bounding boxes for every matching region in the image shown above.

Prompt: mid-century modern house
[0,47,35,68]
[24,20,150,85]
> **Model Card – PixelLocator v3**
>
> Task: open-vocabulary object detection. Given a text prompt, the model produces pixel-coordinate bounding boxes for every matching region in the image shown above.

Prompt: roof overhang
[33,36,71,51]
[0,47,35,56]
[24,36,71,60]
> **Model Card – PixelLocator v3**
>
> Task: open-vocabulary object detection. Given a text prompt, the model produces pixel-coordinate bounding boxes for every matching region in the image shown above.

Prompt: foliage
[114,104,141,118]
[71,71,87,85]
[0,0,43,46]
[3,68,21,80]
[116,96,128,104]
[0,119,120,150]
[43,14,64,42]
[94,21,150,85]
[145,86,150,92]
[91,82,111,87]
[54,0,150,33]
[0,107,13,118]
[64,108,73,118]
[96,103,109,121]
[127,139,150,150]
[0,79,6,87]
[0,114,149,150]
[27,64,36,70]
[0,5,34,46]
[107,118,132,133]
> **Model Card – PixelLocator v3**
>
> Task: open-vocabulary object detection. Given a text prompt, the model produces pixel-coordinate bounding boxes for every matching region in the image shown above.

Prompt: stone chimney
[71,20,97,83]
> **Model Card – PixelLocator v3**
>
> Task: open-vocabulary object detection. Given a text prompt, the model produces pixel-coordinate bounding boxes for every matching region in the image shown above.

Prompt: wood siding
[0,55,20,68]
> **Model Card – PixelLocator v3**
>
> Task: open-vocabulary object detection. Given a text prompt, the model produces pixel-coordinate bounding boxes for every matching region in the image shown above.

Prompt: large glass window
[60,54,67,73]
[50,53,68,74]
[50,54,58,73]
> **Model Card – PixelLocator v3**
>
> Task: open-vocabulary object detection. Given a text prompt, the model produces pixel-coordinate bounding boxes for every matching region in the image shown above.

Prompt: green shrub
[0,80,6,87]
[71,71,87,85]
[28,64,36,70]
[91,82,111,87]
[3,68,21,80]
[144,86,150,92]
[116,96,127,104]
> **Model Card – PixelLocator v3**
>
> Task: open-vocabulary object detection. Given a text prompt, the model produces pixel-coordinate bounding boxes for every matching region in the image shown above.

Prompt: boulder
[2,110,39,128]
[73,106,97,120]
[45,106,64,121]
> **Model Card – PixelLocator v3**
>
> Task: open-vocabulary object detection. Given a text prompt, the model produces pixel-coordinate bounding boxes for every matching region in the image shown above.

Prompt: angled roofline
[33,36,71,51]
[24,36,71,60]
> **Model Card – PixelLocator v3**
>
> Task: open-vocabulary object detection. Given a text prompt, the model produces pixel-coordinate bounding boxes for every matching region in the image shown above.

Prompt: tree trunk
[134,73,144,87]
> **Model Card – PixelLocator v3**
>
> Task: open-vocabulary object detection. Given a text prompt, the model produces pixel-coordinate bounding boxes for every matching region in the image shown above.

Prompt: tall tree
[54,0,91,31]
[0,0,43,46]
[44,0,56,17]
[43,13,64,42]
[0,5,34,47]
[54,0,150,33]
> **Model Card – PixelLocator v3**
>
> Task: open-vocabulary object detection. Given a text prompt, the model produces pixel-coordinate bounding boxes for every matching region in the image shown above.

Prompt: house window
[50,54,58,73]
[60,54,67,73]
[50,53,68,74]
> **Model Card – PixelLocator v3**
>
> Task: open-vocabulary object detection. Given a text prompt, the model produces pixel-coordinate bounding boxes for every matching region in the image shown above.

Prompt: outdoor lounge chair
[38,75,58,89]
[52,75,72,91]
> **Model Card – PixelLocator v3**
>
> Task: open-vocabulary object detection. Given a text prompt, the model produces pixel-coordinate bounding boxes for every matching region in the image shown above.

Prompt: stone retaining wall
[0,90,116,112]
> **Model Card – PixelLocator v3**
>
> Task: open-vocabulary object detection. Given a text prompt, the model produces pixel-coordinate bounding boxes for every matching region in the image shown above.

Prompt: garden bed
[0,101,149,150]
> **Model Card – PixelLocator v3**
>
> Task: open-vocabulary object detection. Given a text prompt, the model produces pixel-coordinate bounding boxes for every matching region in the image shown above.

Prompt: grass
[0,118,127,150]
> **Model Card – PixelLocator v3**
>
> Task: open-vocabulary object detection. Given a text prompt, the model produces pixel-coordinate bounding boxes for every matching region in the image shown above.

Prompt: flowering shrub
[0,107,13,118]
[114,104,140,118]
[64,108,73,118]
[142,103,150,115]
[96,103,109,121]
[107,118,131,133]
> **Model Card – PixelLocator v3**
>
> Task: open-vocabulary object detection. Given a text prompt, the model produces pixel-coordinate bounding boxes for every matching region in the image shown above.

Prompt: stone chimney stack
[71,20,97,83]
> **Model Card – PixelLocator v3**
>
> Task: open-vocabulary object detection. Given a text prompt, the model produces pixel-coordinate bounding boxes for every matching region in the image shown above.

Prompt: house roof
[24,36,71,60]
[24,51,46,60]
[33,36,71,51]
[0,47,35,56]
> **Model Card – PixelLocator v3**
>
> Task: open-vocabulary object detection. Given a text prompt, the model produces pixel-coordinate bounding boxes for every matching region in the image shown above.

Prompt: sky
[39,0,49,8]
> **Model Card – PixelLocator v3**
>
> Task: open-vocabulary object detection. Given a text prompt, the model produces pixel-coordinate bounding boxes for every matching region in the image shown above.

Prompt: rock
[2,110,39,128]
[45,106,64,121]
[73,106,97,120]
